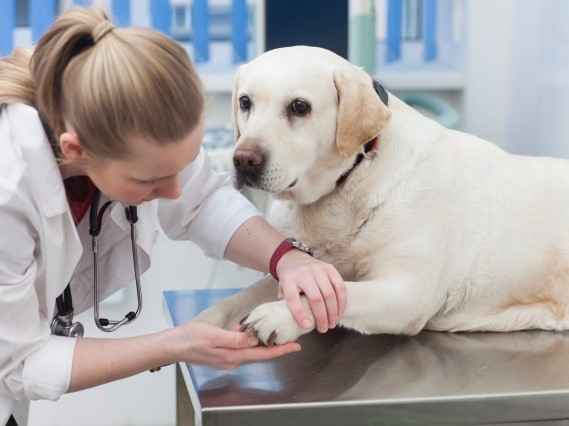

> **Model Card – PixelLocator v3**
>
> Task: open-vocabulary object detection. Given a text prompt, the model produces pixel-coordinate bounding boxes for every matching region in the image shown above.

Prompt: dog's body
[196,46,569,344]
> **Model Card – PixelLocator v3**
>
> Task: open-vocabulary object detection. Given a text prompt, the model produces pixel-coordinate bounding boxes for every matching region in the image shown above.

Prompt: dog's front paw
[240,300,313,345]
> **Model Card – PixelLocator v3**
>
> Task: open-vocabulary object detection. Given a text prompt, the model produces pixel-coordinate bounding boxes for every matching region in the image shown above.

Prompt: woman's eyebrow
[134,173,176,182]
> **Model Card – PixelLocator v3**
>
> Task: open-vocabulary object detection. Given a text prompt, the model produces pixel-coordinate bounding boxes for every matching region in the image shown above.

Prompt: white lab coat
[0,104,259,424]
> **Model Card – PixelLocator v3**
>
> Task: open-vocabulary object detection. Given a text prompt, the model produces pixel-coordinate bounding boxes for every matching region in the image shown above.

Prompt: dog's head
[232,46,391,205]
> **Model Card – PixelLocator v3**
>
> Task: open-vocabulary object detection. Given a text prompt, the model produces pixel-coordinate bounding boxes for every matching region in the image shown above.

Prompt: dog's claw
[238,314,250,332]
[240,319,262,339]
[267,331,277,346]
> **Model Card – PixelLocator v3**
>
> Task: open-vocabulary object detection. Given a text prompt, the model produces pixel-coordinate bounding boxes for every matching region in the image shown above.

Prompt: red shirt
[64,176,97,225]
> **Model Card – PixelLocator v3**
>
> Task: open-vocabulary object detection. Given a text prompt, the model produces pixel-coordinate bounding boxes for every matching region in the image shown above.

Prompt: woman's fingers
[281,279,312,329]
[199,342,302,369]
[220,343,302,368]
[326,264,346,316]
[313,269,339,328]
[299,281,329,333]
[210,327,259,349]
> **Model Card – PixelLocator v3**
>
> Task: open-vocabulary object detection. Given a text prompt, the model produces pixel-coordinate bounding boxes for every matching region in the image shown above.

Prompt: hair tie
[92,20,114,43]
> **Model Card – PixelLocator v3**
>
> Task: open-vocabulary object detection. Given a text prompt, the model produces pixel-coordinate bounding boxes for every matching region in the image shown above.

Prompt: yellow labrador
[195,46,569,345]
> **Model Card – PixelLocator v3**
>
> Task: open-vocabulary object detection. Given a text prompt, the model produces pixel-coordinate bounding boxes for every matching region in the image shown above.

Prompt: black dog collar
[373,79,389,106]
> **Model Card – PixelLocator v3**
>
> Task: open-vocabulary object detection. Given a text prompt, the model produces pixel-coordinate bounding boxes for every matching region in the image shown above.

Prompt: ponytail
[1,7,204,160]
[0,48,35,107]
[30,7,109,146]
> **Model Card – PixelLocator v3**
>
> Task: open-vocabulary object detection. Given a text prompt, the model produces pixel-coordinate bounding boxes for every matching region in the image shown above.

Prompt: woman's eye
[290,99,311,116]
[239,95,252,112]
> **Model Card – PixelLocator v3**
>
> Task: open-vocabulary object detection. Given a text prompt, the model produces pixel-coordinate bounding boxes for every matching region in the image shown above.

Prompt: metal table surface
[163,289,569,426]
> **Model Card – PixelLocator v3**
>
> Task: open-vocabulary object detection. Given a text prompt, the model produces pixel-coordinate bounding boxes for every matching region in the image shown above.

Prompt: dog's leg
[241,274,443,345]
[338,279,442,335]
[192,275,279,329]
[430,304,566,332]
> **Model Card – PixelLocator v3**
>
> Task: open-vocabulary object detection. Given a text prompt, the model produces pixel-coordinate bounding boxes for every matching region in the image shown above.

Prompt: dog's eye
[239,95,252,112]
[290,99,311,117]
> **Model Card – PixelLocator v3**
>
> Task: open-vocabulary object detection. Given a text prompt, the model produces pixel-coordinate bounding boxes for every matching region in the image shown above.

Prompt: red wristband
[269,239,297,281]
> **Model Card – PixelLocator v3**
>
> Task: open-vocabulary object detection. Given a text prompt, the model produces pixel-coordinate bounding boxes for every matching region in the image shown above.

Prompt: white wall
[463,0,516,148]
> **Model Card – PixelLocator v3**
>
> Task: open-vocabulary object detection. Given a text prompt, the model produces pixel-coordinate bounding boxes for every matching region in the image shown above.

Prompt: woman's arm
[69,321,299,392]
[224,216,346,334]
[222,215,285,272]
[157,154,345,334]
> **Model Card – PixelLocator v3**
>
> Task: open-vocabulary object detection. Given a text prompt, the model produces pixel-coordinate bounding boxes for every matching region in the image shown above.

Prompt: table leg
[176,364,195,426]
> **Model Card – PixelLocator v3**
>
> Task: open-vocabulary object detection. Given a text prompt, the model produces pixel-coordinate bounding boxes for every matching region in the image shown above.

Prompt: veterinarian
[0,8,346,426]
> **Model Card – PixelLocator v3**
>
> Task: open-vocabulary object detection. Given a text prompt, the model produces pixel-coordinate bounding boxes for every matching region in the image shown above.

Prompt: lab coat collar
[9,103,160,253]
[13,93,160,259]
[6,104,158,318]
[6,105,81,317]
[7,104,69,218]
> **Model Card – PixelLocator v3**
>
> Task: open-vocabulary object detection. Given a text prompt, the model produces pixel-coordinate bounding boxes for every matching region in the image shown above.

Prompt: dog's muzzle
[233,146,266,188]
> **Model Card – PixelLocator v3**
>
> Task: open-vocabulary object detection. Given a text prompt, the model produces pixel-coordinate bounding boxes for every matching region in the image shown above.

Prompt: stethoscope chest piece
[51,310,85,337]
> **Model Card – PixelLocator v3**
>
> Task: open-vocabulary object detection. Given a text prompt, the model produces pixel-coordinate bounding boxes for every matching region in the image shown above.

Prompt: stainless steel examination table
[163,289,569,426]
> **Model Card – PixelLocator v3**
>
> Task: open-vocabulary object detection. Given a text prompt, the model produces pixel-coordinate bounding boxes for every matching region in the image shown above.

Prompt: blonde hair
[0,7,204,159]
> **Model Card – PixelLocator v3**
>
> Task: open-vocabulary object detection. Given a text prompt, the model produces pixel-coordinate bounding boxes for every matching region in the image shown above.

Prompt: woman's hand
[276,250,346,333]
[172,321,301,369]
[222,216,346,334]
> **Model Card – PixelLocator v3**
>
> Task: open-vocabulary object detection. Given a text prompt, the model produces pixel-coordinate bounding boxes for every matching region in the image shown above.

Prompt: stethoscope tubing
[91,190,142,332]
[52,189,142,336]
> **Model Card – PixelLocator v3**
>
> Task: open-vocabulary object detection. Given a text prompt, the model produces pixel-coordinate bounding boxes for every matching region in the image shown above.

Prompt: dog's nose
[233,147,265,175]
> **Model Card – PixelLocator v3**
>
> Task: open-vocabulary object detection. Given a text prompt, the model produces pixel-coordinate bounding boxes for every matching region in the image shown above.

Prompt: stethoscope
[50,189,143,337]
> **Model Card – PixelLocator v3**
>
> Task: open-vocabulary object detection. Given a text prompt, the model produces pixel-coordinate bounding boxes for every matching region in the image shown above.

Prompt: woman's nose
[155,176,181,200]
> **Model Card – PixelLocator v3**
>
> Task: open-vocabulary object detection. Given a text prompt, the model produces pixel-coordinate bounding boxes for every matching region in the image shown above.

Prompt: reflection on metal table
[163,289,569,426]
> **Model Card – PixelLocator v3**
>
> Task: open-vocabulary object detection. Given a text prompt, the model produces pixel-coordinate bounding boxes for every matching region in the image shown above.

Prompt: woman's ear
[58,131,87,163]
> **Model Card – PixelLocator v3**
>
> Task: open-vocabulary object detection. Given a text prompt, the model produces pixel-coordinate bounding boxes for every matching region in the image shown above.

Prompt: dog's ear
[333,67,391,157]
[231,65,244,142]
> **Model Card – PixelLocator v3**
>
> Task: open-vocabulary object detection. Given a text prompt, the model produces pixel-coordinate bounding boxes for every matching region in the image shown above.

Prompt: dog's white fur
[195,46,569,345]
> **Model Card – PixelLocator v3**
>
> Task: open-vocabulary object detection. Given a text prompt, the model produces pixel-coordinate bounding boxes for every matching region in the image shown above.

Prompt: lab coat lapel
[7,105,67,218]
[43,214,83,320]
[7,104,84,319]
[7,105,157,318]
[26,115,83,319]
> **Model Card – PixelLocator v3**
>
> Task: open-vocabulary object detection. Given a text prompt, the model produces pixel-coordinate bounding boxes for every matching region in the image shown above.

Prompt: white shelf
[199,65,464,94]
[376,68,464,90]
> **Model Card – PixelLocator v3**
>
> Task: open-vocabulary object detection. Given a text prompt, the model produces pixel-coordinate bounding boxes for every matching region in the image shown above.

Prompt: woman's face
[86,123,203,205]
